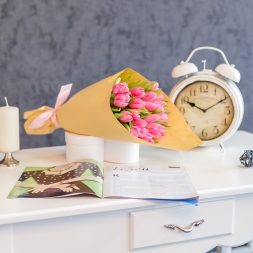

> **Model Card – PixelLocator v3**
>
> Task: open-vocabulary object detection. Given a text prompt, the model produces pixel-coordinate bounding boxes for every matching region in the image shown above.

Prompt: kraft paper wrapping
[24,68,202,150]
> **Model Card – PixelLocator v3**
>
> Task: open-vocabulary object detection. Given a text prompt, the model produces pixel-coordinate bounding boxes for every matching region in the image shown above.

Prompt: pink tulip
[152,95,166,106]
[112,82,130,95]
[147,123,165,138]
[114,94,130,108]
[130,126,141,137]
[144,114,160,123]
[121,111,133,116]
[153,100,166,107]
[139,132,154,143]
[142,91,156,102]
[136,126,154,143]
[129,98,145,109]
[156,104,164,111]
[148,102,164,111]
[139,127,149,137]
[151,82,159,90]
[133,117,148,128]
[119,111,133,123]
[159,112,168,122]
[154,94,164,100]
[131,87,145,98]
[145,102,160,111]
[132,112,140,120]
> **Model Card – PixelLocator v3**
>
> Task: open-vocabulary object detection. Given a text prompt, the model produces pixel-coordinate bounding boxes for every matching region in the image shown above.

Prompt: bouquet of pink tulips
[111,77,169,144]
[24,68,202,150]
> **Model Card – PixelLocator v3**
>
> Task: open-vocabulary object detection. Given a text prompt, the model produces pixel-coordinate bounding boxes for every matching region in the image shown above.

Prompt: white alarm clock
[169,46,244,147]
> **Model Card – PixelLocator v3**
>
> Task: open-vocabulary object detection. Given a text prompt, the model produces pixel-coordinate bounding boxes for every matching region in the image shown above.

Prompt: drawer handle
[164,219,204,233]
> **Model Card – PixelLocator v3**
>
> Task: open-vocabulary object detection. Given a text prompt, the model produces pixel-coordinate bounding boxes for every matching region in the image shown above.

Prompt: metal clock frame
[169,71,244,147]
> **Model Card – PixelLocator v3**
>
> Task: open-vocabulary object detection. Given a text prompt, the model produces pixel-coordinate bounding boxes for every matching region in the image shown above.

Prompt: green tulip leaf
[129,81,147,89]
[129,120,133,129]
[122,76,132,84]
[111,107,122,112]
[122,123,131,132]
[114,113,123,119]
[145,82,156,91]
[155,120,166,125]
[129,97,135,103]
[152,110,162,114]
[139,108,148,113]
[140,112,150,118]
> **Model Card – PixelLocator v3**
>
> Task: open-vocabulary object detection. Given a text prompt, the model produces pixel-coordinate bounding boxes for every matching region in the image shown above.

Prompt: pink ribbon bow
[29,84,73,129]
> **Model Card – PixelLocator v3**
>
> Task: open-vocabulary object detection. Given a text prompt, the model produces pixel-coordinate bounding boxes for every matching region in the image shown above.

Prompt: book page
[103,166,198,200]
[8,159,104,199]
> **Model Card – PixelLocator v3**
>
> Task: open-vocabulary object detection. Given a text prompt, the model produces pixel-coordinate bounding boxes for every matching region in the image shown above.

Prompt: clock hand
[204,96,228,112]
[185,101,206,113]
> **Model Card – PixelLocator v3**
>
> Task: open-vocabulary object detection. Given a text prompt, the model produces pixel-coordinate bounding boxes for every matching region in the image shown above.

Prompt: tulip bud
[142,91,156,102]
[144,114,160,123]
[112,82,130,95]
[131,87,145,98]
[114,94,130,108]
[129,98,145,109]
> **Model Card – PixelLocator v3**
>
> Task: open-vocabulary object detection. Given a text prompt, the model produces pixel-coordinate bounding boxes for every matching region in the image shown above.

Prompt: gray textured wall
[0,0,252,148]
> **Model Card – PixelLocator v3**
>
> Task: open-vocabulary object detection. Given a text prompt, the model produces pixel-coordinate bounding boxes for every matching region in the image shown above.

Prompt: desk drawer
[130,199,234,250]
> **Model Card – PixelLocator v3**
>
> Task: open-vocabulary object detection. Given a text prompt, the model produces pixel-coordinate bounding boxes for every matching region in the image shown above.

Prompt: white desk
[0,131,253,253]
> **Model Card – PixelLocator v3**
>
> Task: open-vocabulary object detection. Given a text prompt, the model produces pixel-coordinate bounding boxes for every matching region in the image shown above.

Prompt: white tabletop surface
[0,130,252,225]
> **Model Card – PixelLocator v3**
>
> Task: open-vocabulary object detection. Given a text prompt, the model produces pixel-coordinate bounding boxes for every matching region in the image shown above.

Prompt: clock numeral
[221,95,227,104]
[214,88,217,96]
[200,83,208,93]
[202,129,208,138]
[191,126,196,131]
[221,118,227,126]
[213,126,219,134]
[181,96,189,104]
[179,107,185,115]
[190,89,196,96]
[185,119,188,124]
[224,106,230,115]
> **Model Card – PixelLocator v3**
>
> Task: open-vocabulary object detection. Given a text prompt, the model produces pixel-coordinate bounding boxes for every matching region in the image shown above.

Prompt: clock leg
[247,240,253,251]
[219,143,226,153]
[217,246,232,253]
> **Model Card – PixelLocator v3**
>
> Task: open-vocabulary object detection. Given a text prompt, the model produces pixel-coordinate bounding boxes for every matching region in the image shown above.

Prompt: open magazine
[8,159,199,204]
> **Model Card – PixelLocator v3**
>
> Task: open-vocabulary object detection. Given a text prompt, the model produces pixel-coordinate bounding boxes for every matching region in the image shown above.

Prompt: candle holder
[0,152,19,167]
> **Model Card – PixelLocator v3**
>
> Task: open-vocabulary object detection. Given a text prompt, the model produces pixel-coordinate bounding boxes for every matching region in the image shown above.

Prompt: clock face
[174,81,234,141]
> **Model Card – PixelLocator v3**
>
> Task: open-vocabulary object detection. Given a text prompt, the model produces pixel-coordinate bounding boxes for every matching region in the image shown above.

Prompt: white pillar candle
[0,98,20,153]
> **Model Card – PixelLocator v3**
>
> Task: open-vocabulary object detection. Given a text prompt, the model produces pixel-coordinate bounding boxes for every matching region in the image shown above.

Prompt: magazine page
[103,166,198,200]
[8,159,104,198]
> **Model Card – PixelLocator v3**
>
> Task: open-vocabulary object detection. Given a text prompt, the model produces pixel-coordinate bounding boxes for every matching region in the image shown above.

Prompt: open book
[8,159,199,204]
